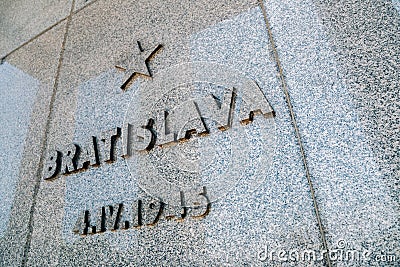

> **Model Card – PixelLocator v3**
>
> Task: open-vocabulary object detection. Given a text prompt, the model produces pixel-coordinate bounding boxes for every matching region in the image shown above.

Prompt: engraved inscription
[42,87,274,180]
[73,188,211,236]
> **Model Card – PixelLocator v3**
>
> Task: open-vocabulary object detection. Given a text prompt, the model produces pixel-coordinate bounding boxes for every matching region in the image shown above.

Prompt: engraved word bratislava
[44,62,276,207]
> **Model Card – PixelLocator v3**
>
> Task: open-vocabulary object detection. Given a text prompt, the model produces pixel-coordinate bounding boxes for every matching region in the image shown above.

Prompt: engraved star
[115,41,162,90]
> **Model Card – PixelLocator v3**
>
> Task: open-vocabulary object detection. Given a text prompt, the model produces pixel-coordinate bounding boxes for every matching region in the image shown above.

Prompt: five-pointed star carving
[115,41,162,90]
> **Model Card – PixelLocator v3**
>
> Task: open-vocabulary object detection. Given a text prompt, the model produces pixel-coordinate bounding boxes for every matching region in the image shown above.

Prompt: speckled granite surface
[0,22,67,266]
[264,0,399,265]
[0,0,72,58]
[0,0,398,266]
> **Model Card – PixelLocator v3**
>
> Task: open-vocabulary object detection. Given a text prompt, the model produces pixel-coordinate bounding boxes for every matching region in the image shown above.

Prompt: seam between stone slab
[257,1,332,266]
[0,17,68,63]
[21,0,76,266]
[0,0,100,62]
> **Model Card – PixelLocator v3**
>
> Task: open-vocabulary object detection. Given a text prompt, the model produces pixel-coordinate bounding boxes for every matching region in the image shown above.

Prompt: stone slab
[0,21,67,266]
[264,0,399,265]
[0,0,72,58]
[0,0,398,266]
[25,1,326,266]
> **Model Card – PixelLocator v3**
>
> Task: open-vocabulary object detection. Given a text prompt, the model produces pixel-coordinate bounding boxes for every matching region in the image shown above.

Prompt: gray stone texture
[0,21,67,266]
[74,0,97,12]
[0,0,72,58]
[264,0,399,265]
[0,0,398,266]
[25,1,323,266]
